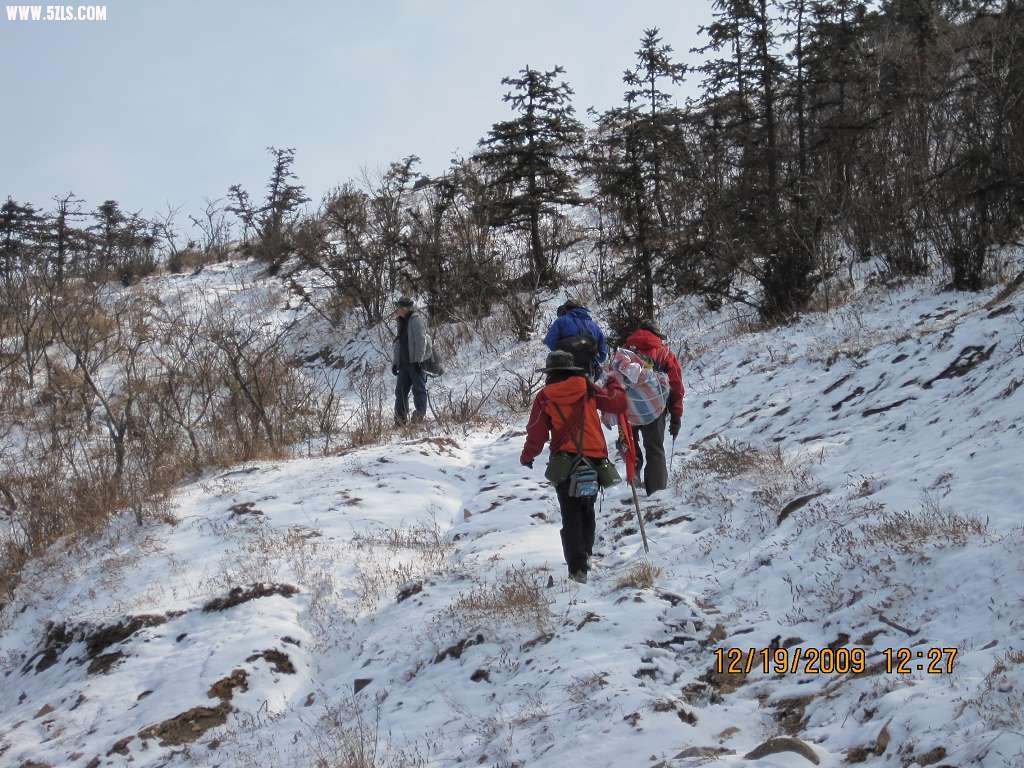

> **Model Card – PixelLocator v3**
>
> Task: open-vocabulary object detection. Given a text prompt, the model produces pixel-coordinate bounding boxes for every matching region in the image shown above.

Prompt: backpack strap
[549,396,593,472]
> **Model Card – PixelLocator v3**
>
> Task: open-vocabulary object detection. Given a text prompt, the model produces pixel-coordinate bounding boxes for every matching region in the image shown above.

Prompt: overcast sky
[2,0,714,220]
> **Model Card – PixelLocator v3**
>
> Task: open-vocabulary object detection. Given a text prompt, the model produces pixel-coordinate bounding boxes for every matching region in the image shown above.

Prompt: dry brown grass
[309,698,428,768]
[0,281,347,601]
[685,438,784,479]
[616,560,662,590]
[349,517,455,611]
[862,507,988,554]
[445,565,552,633]
[967,650,1024,729]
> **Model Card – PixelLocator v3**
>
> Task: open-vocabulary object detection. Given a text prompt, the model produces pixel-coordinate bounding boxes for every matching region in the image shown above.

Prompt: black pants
[632,412,668,496]
[555,481,596,575]
[395,364,427,423]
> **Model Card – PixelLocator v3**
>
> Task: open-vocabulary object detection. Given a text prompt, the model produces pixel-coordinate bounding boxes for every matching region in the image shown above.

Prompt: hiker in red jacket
[623,319,685,496]
[521,350,627,583]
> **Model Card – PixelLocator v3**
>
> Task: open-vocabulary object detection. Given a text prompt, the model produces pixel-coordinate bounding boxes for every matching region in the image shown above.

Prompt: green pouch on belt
[545,452,581,484]
[594,458,622,488]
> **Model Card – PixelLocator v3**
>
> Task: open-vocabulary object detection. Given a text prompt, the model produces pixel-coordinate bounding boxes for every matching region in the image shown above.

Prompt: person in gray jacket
[391,296,430,424]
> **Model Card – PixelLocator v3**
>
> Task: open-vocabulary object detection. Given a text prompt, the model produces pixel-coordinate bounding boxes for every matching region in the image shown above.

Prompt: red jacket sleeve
[663,350,684,419]
[593,377,628,415]
[521,392,552,464]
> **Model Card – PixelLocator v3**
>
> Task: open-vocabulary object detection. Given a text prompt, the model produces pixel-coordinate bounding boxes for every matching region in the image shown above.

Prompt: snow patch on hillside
[2,269,1024,767]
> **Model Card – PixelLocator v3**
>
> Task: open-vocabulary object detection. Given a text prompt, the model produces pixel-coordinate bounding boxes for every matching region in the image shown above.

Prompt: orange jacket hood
[542,375,589,407]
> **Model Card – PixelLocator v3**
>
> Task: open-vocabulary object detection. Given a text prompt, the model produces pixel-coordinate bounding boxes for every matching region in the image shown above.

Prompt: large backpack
[420,331,445,377]
[554,334,598,374]
[607,347,670,426]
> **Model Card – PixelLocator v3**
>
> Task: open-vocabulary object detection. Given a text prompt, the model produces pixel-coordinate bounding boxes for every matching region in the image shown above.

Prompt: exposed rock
[777,491,828,525]
[675,746,735,759]
[353,678,373,694]
[520,632,554,652]
[744,736,820,764]
[924,344,997,388]
[228,501,264,518]
[774,696,814,735]
[875,719,891,755]
[107,736,132,756]
[83,614,171,658]
[396,581,423,603]
[914,746,947,766]
[88,651,125,675]
[434,633,485,663]
[23,623,74,674]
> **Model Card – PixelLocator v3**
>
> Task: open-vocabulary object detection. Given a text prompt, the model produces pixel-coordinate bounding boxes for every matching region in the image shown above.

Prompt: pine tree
[696,1,822,321]
[47,193,86,286]
[477,65,584,287]
[590,29,691,333]
[228,146,309,274]
[0,197,44,279]
[91,199,124,276]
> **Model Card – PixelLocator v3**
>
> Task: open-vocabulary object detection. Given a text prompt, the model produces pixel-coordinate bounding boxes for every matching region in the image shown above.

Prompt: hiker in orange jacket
[622,319,685,496]
[521,350,627,583]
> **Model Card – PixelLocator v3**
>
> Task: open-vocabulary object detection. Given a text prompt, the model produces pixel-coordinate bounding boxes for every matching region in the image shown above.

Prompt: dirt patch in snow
[23,614,174,675]
[137,702,231,747]
[208,669,249,701]
[202,583,298,612]
[246,648,296,674]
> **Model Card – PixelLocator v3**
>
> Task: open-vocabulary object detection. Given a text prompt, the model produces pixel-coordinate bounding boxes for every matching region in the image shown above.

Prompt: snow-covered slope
[2,271,1023,768]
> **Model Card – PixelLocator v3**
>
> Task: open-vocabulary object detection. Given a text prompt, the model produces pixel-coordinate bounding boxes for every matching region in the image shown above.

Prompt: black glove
[521,458,533,469]
[669,415,681,438]
[391,364,399,376]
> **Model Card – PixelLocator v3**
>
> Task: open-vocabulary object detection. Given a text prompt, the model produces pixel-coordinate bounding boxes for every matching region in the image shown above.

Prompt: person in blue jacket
[543,298,608,378]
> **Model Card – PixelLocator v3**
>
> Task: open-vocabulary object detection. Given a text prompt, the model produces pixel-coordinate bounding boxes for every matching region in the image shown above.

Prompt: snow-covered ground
[2,264,1023,767]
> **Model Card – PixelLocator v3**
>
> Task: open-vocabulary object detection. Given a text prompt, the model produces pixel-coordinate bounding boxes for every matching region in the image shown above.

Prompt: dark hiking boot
[569,570,588,584]
[411,411,425,424]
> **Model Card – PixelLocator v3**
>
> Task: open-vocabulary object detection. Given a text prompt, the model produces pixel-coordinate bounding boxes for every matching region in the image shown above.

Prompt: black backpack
[554,334,598,374]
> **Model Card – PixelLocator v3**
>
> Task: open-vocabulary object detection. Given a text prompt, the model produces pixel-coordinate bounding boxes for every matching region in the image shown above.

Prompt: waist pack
[545,452,621,489]
[568,465,599,497]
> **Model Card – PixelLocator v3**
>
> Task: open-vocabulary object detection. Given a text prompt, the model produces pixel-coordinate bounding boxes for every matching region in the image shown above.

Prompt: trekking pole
[631,482,650,554]
[668,434,677,482]
[425,379,450,435]
[618,413,650,554]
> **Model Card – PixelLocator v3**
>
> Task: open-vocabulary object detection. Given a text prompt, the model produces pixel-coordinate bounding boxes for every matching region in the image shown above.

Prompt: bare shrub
[615,560,662,590]
[346,367,390,448]
[204,290,323,456]
[309,698,428,768]
[498,291,541,343]
[968,650,1024,729]
[445,565,552,632]
[350,518,451,562]
[684,438,784,479]
[427,379,501,431]
[495,365,543,415]
[1,279,343,598]
[862,505,987,554]
[566,671,609,707]
[348,515,454,611]
[0,272,51,388]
